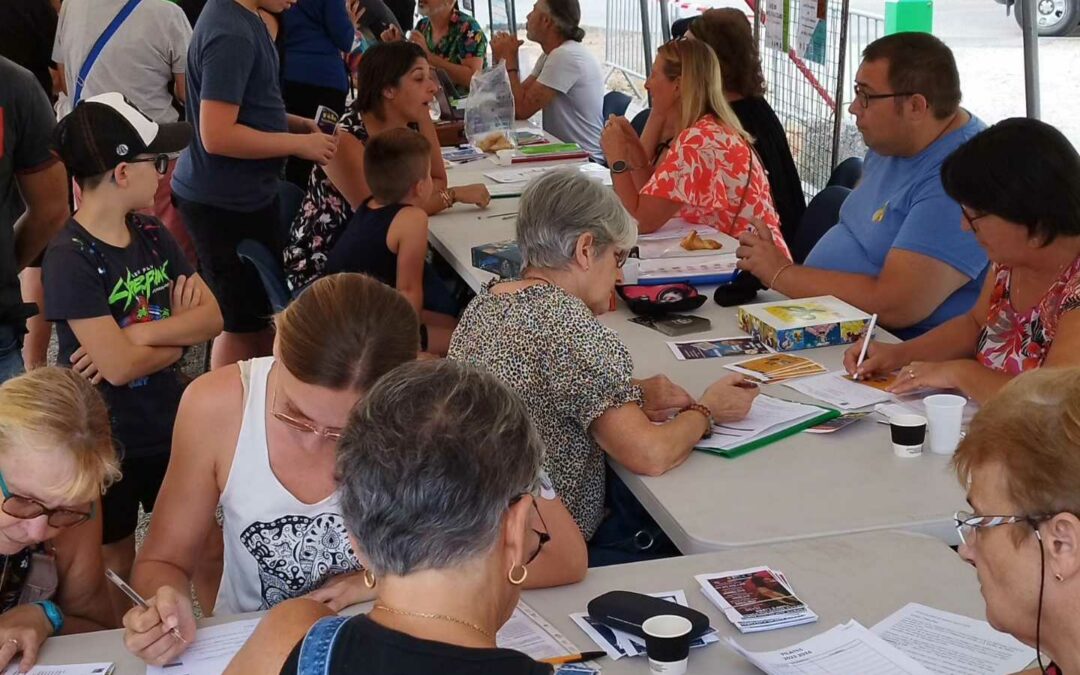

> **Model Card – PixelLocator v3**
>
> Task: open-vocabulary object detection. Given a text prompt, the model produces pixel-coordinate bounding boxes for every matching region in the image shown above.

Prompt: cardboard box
[471,240,522,279]
[737,295,870,352]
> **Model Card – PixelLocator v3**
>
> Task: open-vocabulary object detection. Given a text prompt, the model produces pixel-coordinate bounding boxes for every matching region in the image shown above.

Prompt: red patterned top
[641,115,790,258]
[976,255,1080,374]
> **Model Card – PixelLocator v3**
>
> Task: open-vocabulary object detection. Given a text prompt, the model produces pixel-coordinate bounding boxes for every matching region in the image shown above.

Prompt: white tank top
[215,357,360,615]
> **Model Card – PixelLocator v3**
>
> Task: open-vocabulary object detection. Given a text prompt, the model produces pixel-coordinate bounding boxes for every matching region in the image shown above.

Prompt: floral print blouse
[976,256,1080,374]
[642,114,790,258]
[415,8,488,96]
[448,281,643,539]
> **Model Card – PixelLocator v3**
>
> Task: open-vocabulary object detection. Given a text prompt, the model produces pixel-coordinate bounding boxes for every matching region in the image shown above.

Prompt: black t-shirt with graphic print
[43,214,194,458]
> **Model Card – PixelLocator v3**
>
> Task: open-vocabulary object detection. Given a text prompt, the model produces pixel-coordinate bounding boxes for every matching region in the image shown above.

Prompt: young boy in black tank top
[323,127,458,355]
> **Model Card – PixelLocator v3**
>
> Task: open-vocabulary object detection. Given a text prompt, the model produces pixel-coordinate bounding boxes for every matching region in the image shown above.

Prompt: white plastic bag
[464,62,516,149]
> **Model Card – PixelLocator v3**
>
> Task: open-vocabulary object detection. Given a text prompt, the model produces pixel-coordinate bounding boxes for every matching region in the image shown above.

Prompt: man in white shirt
[491,0,605,162]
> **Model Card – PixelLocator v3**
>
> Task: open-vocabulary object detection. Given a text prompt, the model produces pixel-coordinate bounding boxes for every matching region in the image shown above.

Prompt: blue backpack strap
[297,616,350,675]
[73,0,143,103]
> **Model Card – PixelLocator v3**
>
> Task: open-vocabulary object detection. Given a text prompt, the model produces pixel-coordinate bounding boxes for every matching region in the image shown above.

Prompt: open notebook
[696,395,838,458]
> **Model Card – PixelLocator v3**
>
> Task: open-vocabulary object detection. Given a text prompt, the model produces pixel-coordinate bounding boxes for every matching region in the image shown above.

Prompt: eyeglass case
[587,590,711,640]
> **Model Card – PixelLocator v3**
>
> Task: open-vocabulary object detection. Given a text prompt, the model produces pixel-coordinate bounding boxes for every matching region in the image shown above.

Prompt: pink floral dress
[641,115,790,258]
[976,256,1080,374]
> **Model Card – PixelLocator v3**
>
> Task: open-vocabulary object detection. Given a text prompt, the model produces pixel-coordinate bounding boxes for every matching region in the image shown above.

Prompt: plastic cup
[495,149,515,165]
[889,413,927,458]
[924,394,967,455]
[643,614,692,674]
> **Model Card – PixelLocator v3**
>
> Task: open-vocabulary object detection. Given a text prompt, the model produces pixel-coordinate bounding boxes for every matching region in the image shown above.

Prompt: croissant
[680,230,722,251]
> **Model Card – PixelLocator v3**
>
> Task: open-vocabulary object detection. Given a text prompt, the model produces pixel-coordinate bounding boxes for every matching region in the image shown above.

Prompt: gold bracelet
[439,189,454,209]
[678,403,713,439]
[769,262,794,289]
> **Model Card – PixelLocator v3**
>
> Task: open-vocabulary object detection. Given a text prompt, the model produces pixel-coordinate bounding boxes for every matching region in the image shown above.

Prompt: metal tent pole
[831,0,852,171]
[639,0,654,77]
[1020,0,1041,118]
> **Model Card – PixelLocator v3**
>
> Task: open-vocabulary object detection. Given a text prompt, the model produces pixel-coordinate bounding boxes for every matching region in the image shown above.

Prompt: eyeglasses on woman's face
[960,207,991,233]
[0,471,94,529]
[511,493,551,566]
[271,383,344,441]
[953,510,1048,546]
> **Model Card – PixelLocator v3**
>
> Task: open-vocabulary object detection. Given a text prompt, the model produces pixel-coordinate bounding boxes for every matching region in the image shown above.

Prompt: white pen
[854,313,878,379]
[105,569,188,644]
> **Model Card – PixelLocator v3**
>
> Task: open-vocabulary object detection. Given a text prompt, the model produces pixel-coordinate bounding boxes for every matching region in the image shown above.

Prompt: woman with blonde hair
[601,38,788,255]
[952,368,1080,675]
[0,368,121,672]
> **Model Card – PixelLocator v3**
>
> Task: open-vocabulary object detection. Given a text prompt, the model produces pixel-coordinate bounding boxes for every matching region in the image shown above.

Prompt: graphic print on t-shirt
[239,513,360,609]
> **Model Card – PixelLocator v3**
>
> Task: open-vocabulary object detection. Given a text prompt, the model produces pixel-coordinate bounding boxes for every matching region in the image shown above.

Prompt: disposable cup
[924,394,966,455]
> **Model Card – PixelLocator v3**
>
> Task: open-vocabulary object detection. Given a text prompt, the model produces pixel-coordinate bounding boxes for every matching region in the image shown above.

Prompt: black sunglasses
[127,153,171,176]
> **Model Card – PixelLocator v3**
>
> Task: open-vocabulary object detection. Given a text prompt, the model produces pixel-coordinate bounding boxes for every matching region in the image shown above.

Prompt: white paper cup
[889,413,926,458]
[643,614,692,675]
[924,394,967,455]
[495,149,515,165]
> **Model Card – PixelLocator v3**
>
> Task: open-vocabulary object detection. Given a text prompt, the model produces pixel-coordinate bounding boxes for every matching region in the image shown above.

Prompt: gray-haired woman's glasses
[512,494,551,565]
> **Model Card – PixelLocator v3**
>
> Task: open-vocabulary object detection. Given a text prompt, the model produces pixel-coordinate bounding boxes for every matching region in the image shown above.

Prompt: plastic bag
[464,62,516,150]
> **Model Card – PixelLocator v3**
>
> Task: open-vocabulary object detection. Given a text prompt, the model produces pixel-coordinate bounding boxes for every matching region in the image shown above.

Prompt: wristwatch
[610,159,632,174]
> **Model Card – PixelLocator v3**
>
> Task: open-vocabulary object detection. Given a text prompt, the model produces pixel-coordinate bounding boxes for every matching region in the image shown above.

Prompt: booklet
[696,567,817,633]
[695,394,839,458]
[724,354,828,383]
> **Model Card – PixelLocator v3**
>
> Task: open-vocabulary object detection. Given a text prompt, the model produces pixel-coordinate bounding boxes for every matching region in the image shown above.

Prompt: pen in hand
[853,313,879,379]
[105,569,188,644]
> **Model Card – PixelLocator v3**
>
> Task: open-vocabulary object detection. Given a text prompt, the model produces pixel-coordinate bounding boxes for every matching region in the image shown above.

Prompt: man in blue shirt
[736,33,988,339]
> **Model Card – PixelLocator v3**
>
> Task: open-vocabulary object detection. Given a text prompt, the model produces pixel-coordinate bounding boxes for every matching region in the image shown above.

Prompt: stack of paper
[782,371,895,411]
[726,620,932,674]
[695,394,838,457]
[569,590,719,661]
[725,354,827,383]
[697,567,818,633]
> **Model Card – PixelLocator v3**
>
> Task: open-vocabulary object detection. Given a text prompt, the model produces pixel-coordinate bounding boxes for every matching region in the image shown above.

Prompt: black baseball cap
[53,92,192,179]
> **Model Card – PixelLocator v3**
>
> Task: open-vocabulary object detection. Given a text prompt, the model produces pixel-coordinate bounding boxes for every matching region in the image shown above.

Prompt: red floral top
[976,256,1080,374]
[641,115,789,258]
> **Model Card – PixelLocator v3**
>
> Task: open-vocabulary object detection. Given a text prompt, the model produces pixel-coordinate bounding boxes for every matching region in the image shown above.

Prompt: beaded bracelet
[678,403,714,438]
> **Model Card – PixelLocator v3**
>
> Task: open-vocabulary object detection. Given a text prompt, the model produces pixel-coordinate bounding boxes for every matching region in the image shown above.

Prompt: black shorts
[174,195,282,333]
[102,452,171,544]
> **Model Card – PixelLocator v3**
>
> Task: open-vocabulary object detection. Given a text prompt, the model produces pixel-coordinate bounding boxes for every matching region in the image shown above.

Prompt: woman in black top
[688,8,807,244]
[226,360,556,674]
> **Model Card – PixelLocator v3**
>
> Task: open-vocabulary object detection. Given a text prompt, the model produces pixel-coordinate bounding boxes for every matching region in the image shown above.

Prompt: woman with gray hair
[449,170,758,564]
[225,360,556,674]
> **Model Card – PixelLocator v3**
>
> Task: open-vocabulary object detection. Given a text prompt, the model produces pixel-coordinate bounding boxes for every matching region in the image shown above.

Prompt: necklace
[373,604,494,640]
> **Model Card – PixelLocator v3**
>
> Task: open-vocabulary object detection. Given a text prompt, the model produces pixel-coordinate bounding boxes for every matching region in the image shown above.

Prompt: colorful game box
[471,240,522,279]
[737,296,871,352]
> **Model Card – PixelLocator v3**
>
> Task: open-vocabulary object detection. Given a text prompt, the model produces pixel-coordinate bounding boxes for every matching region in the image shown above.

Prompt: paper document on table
[696,394,835,454]
[871,603,1036,675]
[3,664,114,675]
[497,601,580,662]
[783,371,894,411]
[726,620,933,674]
[146,618,259,675]
[569,590,719,660]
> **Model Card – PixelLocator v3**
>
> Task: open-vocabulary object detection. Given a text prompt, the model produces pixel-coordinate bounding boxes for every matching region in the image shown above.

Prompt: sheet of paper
[569,590,718,660]
[497,602,580,662]
[727,620,933,675]
[667,336,771,360]
[3,664,114,675]
[146,618,260,675]
[871,603,1036,675]
[696,394,828,452]
[783,371,894,411]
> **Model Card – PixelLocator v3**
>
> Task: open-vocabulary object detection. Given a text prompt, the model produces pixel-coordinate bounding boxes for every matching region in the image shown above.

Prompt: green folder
[517,142,582,155]
[695,407,841,460]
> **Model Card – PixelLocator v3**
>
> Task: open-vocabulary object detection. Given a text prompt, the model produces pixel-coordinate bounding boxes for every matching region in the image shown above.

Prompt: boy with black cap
[43,92,223,615]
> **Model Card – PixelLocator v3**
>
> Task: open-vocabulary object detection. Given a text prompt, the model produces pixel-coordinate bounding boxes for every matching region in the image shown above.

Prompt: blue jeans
[0,323,25,385]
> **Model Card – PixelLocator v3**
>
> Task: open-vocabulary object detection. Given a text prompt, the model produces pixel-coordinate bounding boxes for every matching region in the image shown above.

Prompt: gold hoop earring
[508,564,528,586]
[363,568,377,588]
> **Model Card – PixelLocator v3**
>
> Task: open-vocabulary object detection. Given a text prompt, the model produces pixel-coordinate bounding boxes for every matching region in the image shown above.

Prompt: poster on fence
[765,0,786,51]
[795,0,828,64]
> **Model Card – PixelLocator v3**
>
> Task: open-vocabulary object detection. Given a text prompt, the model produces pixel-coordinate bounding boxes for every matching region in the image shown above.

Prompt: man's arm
[14,162,69,270]
[508,71,557,119]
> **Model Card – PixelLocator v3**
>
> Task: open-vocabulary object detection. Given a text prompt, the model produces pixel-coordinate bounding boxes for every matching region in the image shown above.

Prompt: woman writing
[284,41,489,292]
[449,171,758,564]
[226,360,558,673]
[381,0,487,96]
[845,118,1080,404]
[600,38,787,255]
[0,368,120,672]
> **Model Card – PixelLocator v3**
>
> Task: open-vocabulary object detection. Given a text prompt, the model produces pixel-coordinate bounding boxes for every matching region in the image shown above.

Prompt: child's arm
[67,317,183,386]
[388,207,430,317]
[125,274,223,347]
[200,100,337,164]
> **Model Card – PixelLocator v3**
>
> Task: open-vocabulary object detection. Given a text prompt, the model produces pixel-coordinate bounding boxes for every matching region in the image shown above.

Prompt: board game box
[737,296,870,352]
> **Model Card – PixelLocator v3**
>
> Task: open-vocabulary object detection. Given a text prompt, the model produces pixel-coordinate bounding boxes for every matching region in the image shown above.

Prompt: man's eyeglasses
[853,84,916,109]
[953,510,1048,546]
[126,154,171,176]
[271,379,344,441]
[0,471,94,529]
[511,493,551,565]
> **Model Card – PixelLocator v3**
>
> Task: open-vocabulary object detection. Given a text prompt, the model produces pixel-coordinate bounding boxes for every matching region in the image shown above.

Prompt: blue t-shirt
[171,0,288,212]
[282,0,354,92]
[805,115,989,338]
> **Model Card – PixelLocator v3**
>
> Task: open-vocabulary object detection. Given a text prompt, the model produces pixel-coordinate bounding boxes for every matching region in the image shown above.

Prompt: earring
[363,568,377,588]
[508,564,528,586]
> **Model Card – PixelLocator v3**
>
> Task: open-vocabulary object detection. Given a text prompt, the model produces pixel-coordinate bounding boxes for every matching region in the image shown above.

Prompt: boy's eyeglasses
[0,470,94,529]
[127,154,171,176]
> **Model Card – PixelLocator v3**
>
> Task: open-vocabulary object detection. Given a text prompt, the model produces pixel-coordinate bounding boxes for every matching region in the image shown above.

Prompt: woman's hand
[490,32,523,68]
[0,604,55,673]
[637,374,694,422]
[600,115,630,164]
[380,25,404,42]
[408,31,432,56]
[452,184,491,209]
[303,571,377,612]
[842,337,909,380]
[888,360,968,395]
[700,373,760,424]
[122,585,196,666]
[735,222,789,286]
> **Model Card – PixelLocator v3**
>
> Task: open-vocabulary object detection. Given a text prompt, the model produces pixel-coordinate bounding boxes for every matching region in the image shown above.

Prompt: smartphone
[314,105,340,135]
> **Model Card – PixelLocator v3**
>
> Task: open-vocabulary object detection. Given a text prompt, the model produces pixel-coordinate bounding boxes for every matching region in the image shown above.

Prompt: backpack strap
[297,616,350,675]
[73,0,143,103]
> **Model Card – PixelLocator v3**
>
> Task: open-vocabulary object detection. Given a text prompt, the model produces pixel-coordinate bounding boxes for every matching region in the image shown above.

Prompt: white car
[998,0,1079,36]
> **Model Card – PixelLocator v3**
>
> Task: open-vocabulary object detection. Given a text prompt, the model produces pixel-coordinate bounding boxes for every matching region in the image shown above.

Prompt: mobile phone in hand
[314,105,340,135]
